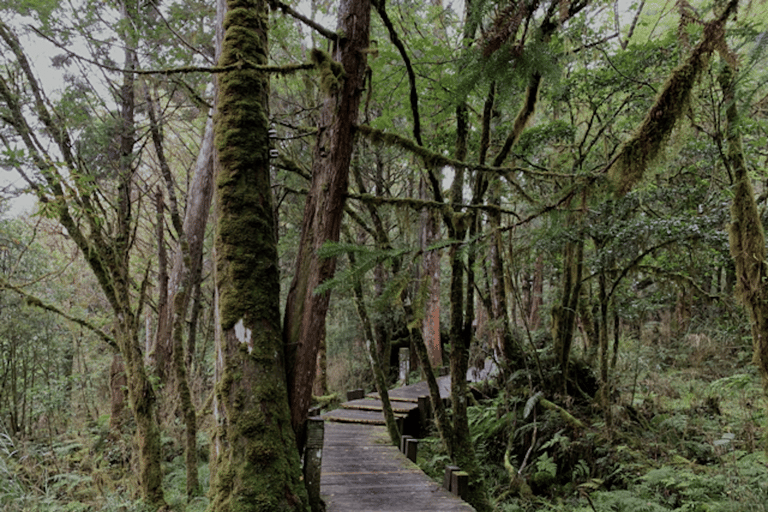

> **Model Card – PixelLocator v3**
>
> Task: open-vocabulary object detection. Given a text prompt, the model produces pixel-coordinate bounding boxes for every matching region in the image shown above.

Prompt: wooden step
[342,398,417,415]
[322,407,408,427]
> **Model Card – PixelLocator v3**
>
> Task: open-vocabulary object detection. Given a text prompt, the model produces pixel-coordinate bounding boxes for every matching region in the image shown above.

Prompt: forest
[1,0,768,510]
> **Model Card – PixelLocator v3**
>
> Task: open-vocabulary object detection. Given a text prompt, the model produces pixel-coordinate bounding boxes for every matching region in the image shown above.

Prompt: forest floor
[418,330,768,512]
[1,324,767,511]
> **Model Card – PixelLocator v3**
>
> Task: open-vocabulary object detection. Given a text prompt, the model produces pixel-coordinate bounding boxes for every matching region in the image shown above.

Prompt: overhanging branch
[0,277,117,349]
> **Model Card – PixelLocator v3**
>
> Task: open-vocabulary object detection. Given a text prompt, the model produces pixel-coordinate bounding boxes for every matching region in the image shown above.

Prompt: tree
[0,4,170,504]
[207,0,308,508]
[283,0,371,446]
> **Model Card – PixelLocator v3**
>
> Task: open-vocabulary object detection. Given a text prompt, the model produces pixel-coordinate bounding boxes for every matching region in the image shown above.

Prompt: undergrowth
[0,421,210,511]
[417,323,768,511]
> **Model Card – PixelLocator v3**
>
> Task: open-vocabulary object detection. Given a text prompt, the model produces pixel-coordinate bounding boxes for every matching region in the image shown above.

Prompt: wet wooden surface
[368,375,452,403]
[320,422,475,511]
[343,398,418,414]
[321,407,409,426]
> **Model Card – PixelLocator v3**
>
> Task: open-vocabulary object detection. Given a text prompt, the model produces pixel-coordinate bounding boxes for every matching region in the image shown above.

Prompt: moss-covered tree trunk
[348,247,401,446]
[115,3,168,504]
[720,66,768,409]
[117,316,167,508]
[208,0,308,509]
[283,0,371,448]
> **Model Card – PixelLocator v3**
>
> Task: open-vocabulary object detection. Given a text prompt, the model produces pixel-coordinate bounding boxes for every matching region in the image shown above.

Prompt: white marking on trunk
[234,319,253,354]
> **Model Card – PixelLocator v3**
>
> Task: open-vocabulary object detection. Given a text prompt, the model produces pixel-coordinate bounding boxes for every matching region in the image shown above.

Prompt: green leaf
[524,391,543,420]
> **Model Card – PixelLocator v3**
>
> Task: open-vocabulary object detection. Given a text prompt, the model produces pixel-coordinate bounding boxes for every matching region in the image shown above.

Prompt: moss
[608,15,727,196]
[209,0,309,510]
[310,48,345,95]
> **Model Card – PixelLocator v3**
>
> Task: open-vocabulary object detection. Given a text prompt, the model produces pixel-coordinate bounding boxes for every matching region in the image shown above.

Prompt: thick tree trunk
[207,0,308,508]
[284,0,371,447]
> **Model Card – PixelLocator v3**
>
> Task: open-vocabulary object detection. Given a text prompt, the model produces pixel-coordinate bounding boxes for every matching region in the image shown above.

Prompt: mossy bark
[608,0,738,196]
[720,66,768,406]
[118,321,168,509]
[208,0,308,509]
[283,0,371,449]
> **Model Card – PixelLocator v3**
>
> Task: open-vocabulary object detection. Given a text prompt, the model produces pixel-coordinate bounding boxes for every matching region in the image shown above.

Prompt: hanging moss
[720,64,768,399]
[609,13,730,196]
[310,48,345,95]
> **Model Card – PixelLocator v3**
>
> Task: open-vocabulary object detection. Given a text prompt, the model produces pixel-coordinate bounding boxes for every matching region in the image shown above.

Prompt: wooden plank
[322,407,408,426]
[342,398,417,414]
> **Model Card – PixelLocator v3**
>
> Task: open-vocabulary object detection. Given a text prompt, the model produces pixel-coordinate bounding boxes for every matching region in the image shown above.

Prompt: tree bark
[552,234,584,394]
[284,0,371,447]
[420,183,443,368]
[207,0,308,508]
[721,65,768,402]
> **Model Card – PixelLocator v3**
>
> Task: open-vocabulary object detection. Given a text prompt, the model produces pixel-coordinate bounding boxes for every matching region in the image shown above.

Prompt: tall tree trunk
[284,0,371,448]
[529,254,544,330]
[116,3,167,504]
[552,234,584,394]
[147,92,214,503]
[208,0,308,509]
[420,177,442,367]
[721,65,768,406]
[488,178,522,367]
[153,188,171,382]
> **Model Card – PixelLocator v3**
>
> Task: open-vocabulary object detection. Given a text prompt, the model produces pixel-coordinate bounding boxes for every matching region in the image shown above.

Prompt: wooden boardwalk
[320,376,476,511]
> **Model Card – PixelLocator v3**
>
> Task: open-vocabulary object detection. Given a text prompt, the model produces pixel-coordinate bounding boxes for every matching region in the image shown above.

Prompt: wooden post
[346,389,364,401]
[451,470,469,499]
[405,438,418,463]
[443,465,460,491]
[400,434,413,454]
[304,417,325,512]
[417,395,430,436]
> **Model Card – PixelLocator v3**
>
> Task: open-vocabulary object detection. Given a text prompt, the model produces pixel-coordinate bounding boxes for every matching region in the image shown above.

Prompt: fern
[524,391,543,420]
